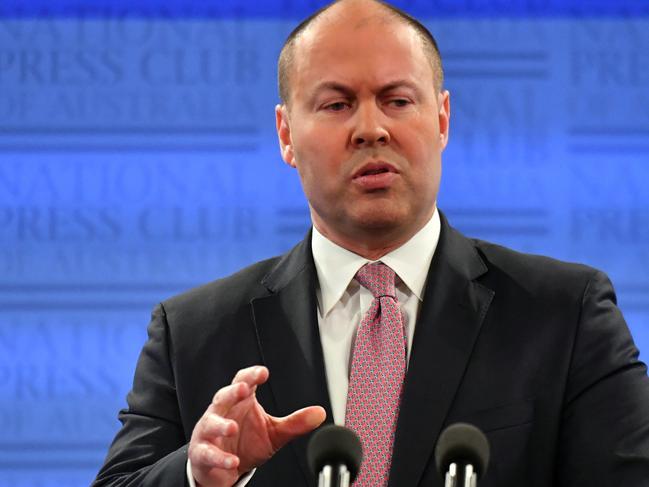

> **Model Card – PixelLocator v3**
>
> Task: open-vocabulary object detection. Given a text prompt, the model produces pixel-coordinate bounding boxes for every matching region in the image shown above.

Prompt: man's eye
[389,99,411,107]
[324,102,349,111]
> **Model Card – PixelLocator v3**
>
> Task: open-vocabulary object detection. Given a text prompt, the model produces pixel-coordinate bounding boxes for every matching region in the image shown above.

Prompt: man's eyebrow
[379,79,421,95]
[307,79,423,103]
[310,81,355,97]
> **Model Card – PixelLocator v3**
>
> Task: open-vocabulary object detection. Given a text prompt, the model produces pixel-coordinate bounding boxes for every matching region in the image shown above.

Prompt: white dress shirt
[312,209,440,424]
[188,209,441,486]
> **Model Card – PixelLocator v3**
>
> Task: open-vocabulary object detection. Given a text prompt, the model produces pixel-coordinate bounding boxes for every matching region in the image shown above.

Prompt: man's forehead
[313,0,391,22]
[318,4,395,30]
[294,8,414,60]
[297,0,404,44]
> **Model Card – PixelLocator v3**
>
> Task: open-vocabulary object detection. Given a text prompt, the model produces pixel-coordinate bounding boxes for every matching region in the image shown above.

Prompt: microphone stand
[318,463,352,487]
[444,462,478,487]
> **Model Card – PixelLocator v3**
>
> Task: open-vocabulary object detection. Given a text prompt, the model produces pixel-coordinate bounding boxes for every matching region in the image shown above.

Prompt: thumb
[269,406,326,450]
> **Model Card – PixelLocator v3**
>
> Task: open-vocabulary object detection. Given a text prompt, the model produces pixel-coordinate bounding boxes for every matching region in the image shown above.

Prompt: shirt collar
[311,208,441,316]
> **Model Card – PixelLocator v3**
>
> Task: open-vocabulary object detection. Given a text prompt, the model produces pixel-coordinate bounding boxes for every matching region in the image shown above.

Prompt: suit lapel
[251,235,333,485]
[389,215,495,487]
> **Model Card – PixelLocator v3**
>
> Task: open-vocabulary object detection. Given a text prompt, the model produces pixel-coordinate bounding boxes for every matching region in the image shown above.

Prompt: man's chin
[349,208,411,233]
[346,202,434,240]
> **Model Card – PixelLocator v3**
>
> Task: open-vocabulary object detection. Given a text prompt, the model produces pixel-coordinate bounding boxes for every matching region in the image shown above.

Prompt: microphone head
[307,425,363,481]
[435,422,490,478]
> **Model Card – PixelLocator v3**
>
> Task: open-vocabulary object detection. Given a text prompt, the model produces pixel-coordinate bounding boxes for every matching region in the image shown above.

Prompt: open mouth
[360,167,390,176]
[353,162,397,179]
[352,162,398,189]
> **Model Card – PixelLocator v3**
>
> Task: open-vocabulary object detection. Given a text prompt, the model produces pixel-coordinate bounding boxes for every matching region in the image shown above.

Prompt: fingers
[189,381,250,479]
[191,406,241,466]
[190,442,240,471]
[190,366,326,485]
[190,366,273,484]
[231,365,269,388]
[281,405,327,433]
[211,381,254,417]
[207,366,268,417]
[200,412,239,438]
[269,405,327,450]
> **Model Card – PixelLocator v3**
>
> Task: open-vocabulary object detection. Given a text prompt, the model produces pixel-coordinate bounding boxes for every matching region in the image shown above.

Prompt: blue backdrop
[1,2,648,486]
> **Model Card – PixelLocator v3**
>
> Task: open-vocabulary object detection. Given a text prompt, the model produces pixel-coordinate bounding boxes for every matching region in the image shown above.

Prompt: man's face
[276,6,450,250]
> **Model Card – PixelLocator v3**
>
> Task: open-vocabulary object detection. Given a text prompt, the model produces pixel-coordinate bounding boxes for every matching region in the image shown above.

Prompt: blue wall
[1,2,648,486]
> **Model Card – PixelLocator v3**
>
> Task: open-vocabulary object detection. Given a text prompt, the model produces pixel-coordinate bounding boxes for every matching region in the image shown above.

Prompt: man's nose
[350,103,390,148]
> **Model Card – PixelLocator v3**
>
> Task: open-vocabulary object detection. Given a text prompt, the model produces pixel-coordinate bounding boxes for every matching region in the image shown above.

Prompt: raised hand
[188,365,326,487]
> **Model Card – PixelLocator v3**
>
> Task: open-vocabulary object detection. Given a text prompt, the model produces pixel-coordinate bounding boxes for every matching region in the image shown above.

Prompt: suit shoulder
[472,238,602,295]
[160,256,280,319]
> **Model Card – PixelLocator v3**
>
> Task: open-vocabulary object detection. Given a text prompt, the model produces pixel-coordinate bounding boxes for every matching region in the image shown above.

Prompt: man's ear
[275,104,296,167]
[438,90,450,150]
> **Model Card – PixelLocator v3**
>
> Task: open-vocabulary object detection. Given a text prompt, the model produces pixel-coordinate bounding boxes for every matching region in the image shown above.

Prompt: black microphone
[307,425,363,487]
[435,423,490,487]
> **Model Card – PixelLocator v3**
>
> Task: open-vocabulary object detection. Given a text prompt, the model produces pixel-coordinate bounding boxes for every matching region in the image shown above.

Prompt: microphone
[435,423,490,487]
[307,425,363,487]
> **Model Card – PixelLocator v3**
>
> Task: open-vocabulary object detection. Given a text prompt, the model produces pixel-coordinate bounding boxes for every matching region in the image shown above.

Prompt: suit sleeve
[557,271,649,486]
[91,303,189,487]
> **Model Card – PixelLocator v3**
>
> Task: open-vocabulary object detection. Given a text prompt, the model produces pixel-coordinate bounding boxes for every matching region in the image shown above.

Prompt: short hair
[277,0,444,105]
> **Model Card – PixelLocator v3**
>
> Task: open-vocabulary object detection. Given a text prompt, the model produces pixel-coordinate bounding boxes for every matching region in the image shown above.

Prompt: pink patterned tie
[345,262,407,486]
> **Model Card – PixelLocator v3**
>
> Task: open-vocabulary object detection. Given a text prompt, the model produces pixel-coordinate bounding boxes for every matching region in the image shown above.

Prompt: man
[93,1,649,486]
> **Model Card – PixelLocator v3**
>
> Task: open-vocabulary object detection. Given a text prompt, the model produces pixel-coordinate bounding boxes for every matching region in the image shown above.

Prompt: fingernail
[224,457,234,468]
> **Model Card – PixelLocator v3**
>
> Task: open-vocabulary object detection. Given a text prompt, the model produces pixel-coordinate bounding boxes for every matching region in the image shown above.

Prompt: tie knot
[355,262,396,299]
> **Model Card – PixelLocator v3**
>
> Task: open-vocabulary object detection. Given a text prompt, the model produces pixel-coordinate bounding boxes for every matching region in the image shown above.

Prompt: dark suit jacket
[93,213,649,486]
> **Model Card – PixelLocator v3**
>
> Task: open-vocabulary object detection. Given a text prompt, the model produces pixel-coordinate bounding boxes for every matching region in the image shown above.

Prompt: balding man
[93,1,649,486]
